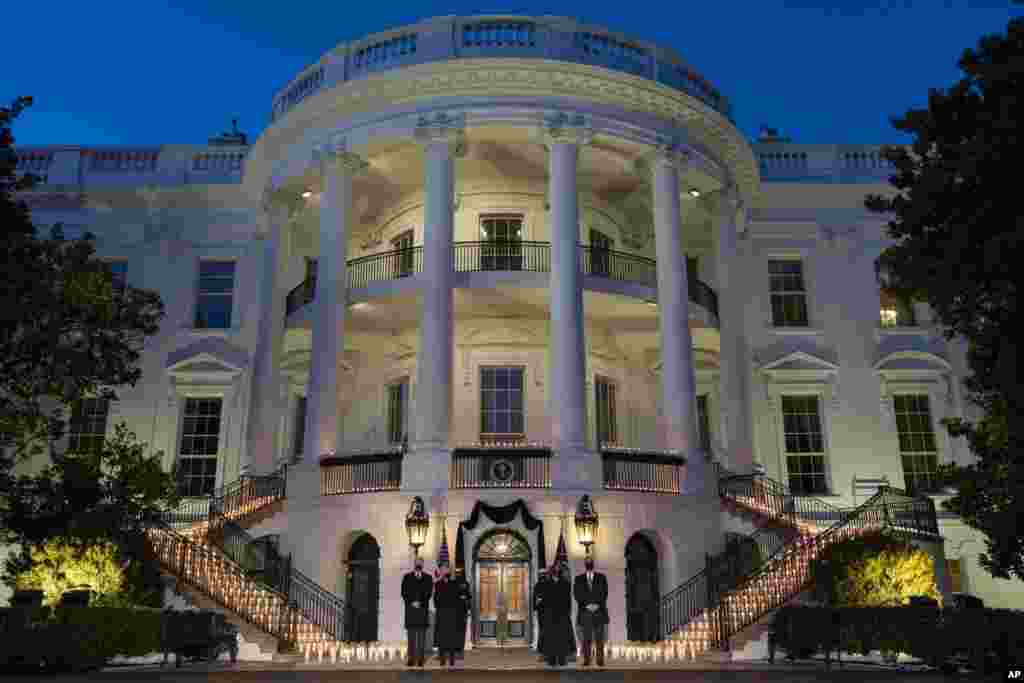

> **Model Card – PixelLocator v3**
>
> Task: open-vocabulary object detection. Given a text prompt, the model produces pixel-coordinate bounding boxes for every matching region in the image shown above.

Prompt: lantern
[574,495,599,558]
[405,496,429,559]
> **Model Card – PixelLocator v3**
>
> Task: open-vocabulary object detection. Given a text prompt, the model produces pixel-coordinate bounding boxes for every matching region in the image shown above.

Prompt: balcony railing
[601,450,685,494]
[453,240,550,273]
[283,241,718,323]
[579,245,657,287]
[348,246,423,288]
[450,446,552,489]
[320,452,403,495]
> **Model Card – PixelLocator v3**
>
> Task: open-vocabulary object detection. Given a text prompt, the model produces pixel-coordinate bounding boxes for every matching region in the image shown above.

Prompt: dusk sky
[5,1,1021,147]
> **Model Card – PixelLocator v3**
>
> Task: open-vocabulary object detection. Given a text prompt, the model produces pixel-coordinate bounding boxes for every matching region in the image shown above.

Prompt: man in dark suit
[401,557,433,667]
[573,557,609,667]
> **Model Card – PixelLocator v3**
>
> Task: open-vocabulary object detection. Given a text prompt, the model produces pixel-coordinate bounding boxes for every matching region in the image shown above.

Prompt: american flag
[435,527,451,578]
[554,527,569,578]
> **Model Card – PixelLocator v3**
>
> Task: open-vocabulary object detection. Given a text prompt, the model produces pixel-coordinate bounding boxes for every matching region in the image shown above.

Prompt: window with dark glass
[879,287,917,328]
[894,394,940,494]
[595,376,617,447]
[387,379,409,445]
[696,394,712,454]
[391,230,414,278]
[480,367,525,439]
[292,396,307,460]
[781,395,828,495]
[480,215,523,271]
[194,261,236,329]
[67,398,110,454]
[590,229,613,277]
[769,260,809,327]
[177,397,222,497]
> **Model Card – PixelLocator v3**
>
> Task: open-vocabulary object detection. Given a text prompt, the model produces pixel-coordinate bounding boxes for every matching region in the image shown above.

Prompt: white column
[715,185,756,473]
[245,188,301,475]
[650,146,703,493]
[303,142,368,463]
[404,116,463,493]
[543,116,599,489]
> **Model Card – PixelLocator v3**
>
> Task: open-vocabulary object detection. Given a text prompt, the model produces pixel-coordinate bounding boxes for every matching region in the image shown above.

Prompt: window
[386,379,409,445]
[194,261,236,329]
[480,367,525,439]
[696,394,712,454]
[177,397,222,497]
[480,214,523,271]
[879,288,917,327]
[781,395,828,495]
[590,229,613,277]
[595,376,617,447]
[391,230,415,278]
[947,558,963,593]
[292,396,307,460]
[67,398,110,454]
[769,260,809,327]
[894,394,940,494]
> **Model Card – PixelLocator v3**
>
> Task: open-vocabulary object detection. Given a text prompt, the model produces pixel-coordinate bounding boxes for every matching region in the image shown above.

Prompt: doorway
[474,529,531,646]
[345,533,380,642]
[625,533,660,641]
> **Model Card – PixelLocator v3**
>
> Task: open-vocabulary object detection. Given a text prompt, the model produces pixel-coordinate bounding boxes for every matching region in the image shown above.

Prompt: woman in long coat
[433,565,462,667]
[541,564,573,667]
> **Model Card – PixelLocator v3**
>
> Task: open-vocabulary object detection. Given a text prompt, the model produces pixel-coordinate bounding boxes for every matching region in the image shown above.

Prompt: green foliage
[810,531,939,607]
[14,538,125,605]
[864,17,1023,580]
[0,96,164,469]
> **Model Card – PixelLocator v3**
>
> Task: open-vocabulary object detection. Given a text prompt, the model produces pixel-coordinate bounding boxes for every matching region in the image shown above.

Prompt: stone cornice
[244,58,759,205]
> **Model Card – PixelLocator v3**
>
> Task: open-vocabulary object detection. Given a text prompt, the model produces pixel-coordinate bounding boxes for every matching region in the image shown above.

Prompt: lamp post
[574,495,599,560]
[405,496,430,560]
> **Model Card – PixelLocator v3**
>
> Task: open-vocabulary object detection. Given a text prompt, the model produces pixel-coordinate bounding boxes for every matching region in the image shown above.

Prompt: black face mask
[585,563,594,572]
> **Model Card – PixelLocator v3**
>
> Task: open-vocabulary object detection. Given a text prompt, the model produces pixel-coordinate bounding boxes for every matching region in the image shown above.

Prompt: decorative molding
[313,133,370,176]
[414,112,467,157]
[245,60,761,207]
[539,111,594,148]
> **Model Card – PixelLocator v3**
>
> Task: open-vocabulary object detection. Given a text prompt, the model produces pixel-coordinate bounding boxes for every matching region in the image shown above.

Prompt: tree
[1,423,179,605]
[864,18,1023,580]
[810,531,940,607]
[0,96,165,468]
[13,537,127,606]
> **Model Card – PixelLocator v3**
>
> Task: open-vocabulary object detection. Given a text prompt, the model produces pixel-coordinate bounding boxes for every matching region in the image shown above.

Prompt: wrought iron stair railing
[716,464,848,533]
[162,465,288,536]
[659,474,941,658]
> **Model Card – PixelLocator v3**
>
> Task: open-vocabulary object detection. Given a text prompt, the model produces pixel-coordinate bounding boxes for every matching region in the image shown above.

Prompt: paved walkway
[0,648,953,682]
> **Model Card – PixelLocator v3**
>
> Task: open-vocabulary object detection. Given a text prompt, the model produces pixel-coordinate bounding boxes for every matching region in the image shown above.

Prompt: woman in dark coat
[541,564,573,667]
[433,564,462,667]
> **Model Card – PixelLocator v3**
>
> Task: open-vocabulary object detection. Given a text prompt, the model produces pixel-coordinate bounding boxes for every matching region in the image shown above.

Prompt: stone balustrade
[12,141,907,191]
[267,15,732,123]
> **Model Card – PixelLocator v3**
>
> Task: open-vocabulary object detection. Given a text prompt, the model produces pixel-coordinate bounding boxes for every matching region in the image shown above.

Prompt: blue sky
[5,1,1021,146]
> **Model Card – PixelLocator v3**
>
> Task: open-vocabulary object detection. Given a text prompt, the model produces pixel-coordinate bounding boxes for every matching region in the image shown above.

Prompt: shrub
[14,537,127,606]
[810,530,939,607]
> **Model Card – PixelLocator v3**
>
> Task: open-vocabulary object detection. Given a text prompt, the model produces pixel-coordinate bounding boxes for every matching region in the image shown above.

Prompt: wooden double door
[475,560,530,646]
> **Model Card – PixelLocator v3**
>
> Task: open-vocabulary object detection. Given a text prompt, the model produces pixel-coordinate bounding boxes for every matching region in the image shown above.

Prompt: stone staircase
[655,467,942,661]
[144,467,351,661]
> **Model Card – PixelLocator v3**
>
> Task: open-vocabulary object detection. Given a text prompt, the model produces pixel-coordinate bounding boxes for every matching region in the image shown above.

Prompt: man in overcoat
[573,557,609,667]
[541,563,573,667]
[401,557,433,667]
[433,563,462,667]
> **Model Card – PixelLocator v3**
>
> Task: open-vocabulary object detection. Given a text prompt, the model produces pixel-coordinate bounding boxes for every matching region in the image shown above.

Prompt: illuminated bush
[810,530,939,607]
[15,538,127,606]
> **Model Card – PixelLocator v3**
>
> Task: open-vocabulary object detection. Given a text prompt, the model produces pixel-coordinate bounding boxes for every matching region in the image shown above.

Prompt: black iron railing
[348,246,423,288]
[321,452,404,495]
[162,466,288,528]
[283,241,720,323]
[450,447,552,488]
[601,450,685,494]
[579,245,657,287]
[716,464,847,527]
[453,240,550,273]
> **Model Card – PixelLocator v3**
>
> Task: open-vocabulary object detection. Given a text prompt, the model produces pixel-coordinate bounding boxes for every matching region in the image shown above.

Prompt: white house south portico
[8,13,1004,666]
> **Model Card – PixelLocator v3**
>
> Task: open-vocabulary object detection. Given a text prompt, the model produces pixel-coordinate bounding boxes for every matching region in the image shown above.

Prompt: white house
[6,14,1019,661]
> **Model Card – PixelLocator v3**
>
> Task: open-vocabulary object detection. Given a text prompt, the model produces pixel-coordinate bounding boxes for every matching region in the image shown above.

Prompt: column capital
[646,143,692,174]
[538,112,594,148]
[313,134,370,176]
[260,182,305,228]
[414,112,467,157]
